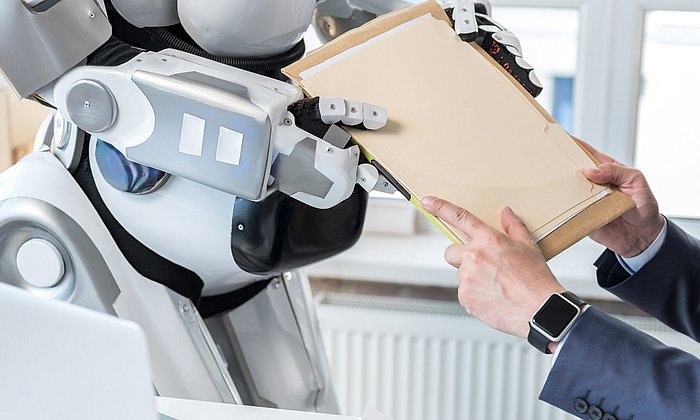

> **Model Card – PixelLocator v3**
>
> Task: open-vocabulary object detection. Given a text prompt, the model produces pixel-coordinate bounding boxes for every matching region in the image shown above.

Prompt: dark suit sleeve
[539,307,700,419]
[595,219,700,341]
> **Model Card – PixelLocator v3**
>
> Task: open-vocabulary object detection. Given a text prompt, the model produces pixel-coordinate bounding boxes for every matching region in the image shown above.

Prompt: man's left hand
[422,196,564,339]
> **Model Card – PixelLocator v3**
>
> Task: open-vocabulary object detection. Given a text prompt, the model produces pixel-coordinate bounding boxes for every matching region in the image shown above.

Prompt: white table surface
[156,398,360,420]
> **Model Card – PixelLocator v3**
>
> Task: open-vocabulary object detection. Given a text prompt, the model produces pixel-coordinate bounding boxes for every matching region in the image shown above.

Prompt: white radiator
[316,293,700,420]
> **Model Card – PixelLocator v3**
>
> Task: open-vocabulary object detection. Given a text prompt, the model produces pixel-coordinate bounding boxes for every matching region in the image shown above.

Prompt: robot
[0,0,541,415]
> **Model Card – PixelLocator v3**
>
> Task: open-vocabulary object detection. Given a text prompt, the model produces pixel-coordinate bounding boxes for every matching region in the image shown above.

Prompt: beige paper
[296,14,609,240]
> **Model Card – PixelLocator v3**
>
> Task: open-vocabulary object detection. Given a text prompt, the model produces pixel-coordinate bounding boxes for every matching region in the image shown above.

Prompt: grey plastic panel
[204,275,340,413]
[0,197,120,314]
[0,0,112,98]
[168,291,242,405]
[274,138,333,199]
[128,71,272,201]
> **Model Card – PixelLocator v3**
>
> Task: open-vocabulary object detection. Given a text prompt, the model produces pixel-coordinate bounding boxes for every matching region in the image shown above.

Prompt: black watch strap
[528,324,553,354]
[528,291,586,354]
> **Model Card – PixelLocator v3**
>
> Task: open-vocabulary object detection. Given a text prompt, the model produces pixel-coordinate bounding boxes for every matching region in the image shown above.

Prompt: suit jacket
[539,220,700,419]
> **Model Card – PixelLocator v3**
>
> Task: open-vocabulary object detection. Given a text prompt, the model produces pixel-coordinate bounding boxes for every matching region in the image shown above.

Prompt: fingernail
[421,196,436,209]
[584,167,601,175]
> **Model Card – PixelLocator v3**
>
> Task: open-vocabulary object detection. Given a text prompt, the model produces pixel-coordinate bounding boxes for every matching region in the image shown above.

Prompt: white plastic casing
[16,238,65,288]
[111,0,180,28]
[88,138,269,296]
[0,283,158,420]
[0,152,234,400]
[177,0,315,57]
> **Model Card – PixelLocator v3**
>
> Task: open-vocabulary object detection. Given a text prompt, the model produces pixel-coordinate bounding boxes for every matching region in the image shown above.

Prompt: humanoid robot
[0,0,541,414]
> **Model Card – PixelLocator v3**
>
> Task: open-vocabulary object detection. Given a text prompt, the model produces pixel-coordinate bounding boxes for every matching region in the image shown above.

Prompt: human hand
[578,140,665,258]
[422,197,564,339]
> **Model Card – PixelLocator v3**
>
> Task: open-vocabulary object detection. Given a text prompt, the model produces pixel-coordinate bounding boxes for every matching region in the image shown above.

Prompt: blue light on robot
[95,139,169,194]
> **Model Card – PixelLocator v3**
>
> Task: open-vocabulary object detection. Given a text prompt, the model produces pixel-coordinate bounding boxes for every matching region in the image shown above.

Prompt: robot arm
[51,48,387,209]
[4,0,388,211]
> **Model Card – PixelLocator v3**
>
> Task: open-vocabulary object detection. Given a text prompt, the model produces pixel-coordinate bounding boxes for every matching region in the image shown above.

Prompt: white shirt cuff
[615,217,668,274]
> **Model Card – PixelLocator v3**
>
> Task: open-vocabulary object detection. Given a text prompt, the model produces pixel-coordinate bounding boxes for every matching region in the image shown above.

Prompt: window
[490,7,580,130]
[636,11,700,218]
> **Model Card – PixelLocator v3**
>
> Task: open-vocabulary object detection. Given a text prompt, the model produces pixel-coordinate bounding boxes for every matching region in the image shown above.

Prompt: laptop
[0,283,160,420]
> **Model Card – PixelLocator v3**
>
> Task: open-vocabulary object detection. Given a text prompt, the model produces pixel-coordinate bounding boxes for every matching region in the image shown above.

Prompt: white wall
[0,91,52,171]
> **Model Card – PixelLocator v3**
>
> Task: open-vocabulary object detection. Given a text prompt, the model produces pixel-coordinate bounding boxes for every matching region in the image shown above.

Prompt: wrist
[521,286,566,338]
[527,291,586,354]
[620,214,665,258]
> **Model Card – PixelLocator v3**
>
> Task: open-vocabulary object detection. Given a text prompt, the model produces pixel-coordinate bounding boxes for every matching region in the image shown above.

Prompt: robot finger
[318,97,387,130]
[477,25,544,97]
[440,8,544,98]
[441,0,479,42]
[290,97,387,131]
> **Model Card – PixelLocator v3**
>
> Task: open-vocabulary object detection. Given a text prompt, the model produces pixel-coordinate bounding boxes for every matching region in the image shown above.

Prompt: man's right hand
[579,140,665,258]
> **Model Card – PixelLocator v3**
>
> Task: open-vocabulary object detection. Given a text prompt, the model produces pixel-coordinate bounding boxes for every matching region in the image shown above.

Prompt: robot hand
[273,95,389,210]
[279,96,394,205]
[440,0,543,97]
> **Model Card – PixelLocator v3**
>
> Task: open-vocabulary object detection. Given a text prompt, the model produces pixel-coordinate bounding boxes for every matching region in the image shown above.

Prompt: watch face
[532,294,579,337]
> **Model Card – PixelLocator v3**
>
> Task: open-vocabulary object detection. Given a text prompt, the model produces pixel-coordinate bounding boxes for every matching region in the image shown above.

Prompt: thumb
[583,162,635,187]
[501,207,532,243]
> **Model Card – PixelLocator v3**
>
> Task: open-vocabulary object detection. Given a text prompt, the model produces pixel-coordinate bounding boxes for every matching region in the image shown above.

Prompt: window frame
[607,0,700,238]
[459,1,700,236]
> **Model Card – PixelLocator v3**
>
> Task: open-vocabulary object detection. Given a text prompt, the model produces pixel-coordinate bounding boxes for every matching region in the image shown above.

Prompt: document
[285,1,634,259]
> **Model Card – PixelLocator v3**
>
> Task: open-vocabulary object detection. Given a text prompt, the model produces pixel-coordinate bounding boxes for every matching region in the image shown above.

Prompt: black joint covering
[479,33,543,98]
[474,3,489,15]
[459,33,479,43]
[198,279,273,318]
[231,187,368,275]
[444,7,457,29]
[288,97,332,139]
[87,36,141,67]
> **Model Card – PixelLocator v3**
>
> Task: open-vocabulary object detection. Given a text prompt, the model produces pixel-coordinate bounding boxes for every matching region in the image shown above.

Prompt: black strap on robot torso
[72,131,206,305]
[70,37,206,304]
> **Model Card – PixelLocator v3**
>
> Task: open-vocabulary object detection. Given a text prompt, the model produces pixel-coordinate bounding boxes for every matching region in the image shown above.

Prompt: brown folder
[284,1,634,260]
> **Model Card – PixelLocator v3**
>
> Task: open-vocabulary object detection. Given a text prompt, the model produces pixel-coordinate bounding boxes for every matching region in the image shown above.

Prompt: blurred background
[2,1,700,419]
[0,86,51,170]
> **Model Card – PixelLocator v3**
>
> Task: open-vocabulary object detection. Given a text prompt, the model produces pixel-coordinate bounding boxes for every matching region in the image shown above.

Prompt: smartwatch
[528,291,586,354]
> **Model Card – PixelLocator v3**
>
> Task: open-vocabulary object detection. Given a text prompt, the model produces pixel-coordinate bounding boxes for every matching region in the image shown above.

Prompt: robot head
[111,0,316,57]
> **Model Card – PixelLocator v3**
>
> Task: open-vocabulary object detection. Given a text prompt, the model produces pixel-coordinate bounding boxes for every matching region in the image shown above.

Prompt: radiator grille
[316,293,700,420]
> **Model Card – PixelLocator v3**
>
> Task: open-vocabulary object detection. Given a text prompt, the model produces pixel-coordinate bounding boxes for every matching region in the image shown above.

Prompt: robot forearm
[51,48,387,208]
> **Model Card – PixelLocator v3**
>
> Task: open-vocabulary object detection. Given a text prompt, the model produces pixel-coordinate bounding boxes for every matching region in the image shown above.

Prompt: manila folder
[284,1,634,260]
